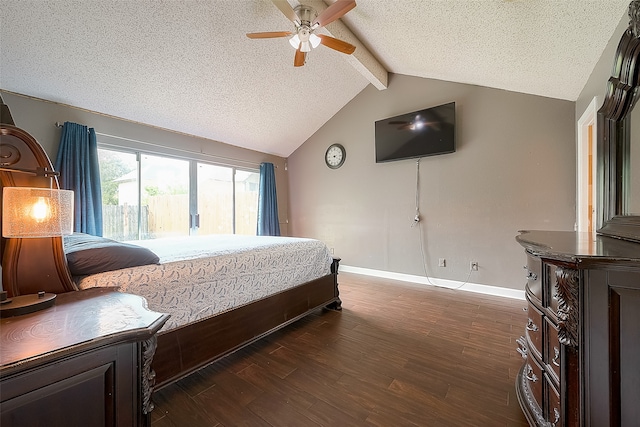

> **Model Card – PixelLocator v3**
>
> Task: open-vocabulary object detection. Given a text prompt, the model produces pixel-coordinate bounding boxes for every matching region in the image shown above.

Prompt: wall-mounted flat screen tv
[375,102,455,163]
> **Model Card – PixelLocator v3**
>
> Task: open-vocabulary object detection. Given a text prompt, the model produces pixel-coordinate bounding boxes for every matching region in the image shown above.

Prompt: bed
[64,233,342,389]
[0,122,341,394]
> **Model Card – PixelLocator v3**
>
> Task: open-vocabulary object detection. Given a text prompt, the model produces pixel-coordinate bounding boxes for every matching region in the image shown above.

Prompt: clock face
[325,144,346,169]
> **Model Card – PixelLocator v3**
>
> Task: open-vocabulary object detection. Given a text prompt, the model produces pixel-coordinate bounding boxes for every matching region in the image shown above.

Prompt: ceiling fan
[246,0,357,67]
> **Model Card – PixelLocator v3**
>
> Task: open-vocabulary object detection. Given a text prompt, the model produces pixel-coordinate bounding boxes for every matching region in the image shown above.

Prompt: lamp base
[0,292,56,318]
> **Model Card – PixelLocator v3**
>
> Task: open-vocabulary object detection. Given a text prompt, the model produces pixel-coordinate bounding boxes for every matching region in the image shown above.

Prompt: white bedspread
[75,235,333,331]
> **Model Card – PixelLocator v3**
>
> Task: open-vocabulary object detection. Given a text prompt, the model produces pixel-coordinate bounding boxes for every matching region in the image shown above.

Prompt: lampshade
[300,41,311,53]
[289,34,301,49]
[309,33,321,49]
[2,187,74,238]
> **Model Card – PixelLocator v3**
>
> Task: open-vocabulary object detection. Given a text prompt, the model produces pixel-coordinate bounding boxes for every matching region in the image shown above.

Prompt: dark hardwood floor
[150,272,529,426]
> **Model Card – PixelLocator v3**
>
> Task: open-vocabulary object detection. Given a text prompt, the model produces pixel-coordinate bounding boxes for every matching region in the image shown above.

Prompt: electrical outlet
[470,261,479,271]
[438,258,446,267]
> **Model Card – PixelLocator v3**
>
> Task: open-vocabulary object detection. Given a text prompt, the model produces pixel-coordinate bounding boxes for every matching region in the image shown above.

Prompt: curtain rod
[54,122,273,169]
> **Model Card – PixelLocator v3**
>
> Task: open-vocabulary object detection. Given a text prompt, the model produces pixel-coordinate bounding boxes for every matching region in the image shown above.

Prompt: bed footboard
[152,262,340,390]
[326,257,342,311]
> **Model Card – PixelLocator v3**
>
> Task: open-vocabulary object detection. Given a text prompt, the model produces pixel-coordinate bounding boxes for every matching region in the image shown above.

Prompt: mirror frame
[597,0,640,243]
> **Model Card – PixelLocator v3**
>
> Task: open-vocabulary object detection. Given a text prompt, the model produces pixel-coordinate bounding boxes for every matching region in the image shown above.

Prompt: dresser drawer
[524,353,544,409]
[546,374,561,427]
[525,254,542,305]
[545,317,561,384]
[526,301,543,359]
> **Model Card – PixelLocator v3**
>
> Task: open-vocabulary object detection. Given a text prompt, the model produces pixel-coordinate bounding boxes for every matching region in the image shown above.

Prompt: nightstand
[0,287,169,427]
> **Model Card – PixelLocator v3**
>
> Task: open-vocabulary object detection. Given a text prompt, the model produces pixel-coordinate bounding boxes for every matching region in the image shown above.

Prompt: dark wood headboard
[1,124,76,296]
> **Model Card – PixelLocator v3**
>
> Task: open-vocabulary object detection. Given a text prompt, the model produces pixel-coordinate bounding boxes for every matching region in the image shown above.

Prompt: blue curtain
[54,121,103,236]
[257,162,280,236]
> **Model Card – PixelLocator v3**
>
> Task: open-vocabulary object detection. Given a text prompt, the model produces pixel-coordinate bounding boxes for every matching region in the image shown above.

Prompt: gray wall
[0,91,290,235]
[288,74,576,291]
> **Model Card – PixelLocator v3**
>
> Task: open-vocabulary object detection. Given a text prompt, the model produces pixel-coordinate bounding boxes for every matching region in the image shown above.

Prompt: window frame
[97,142,259,240]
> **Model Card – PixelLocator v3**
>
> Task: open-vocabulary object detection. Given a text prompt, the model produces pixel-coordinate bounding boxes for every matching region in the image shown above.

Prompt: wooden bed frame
[153,260,341,389]
[0,118,341,393]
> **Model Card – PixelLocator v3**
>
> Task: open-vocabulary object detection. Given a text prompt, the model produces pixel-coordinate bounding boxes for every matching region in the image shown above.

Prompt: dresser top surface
[517,230,640,265]
[0,288,168,371]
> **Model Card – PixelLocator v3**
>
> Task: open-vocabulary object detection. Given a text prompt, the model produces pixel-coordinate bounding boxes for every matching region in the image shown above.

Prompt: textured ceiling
[0,0,630,157]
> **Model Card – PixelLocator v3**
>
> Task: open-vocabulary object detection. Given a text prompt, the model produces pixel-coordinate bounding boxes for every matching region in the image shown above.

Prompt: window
[98,149,139,240]
[98,147,259,241]
[141,154,190,239]
[197,163,233,235]
[196,164,260,236]
[234,169,259,235]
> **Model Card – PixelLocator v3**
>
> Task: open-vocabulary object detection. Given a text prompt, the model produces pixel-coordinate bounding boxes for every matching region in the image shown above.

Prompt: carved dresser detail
[515,230,640,426]
[0,288,169,427]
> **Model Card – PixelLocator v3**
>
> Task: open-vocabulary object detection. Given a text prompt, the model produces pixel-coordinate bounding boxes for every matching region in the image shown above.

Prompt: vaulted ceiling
[0,0,629,157]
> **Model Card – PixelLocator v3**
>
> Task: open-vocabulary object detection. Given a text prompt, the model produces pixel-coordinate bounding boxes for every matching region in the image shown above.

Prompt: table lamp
[1,184,74,317]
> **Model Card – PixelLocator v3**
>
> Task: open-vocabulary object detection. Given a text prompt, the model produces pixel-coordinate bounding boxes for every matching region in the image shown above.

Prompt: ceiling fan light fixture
[248,0,357,66]
[309,33,321,49]
[289,34,300,49]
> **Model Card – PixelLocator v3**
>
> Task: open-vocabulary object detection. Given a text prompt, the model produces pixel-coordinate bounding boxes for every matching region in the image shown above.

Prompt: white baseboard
[339,265,525,300]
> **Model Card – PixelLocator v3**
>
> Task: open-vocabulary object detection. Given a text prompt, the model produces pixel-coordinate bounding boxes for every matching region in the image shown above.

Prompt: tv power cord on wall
[413,158,474,290]
[411,213,420,227]
[416,218,475,290]
[413,158,438,287]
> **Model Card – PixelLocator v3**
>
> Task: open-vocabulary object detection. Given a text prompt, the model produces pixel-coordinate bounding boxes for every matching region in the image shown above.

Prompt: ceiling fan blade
[313,0,356,28]
[272,0,300,25]
[246,31,293,39]
[294,47,305,67]
[317,34,355,55]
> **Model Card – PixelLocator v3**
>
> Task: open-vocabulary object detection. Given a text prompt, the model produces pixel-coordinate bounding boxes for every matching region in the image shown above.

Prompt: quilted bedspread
[75,235,333,331]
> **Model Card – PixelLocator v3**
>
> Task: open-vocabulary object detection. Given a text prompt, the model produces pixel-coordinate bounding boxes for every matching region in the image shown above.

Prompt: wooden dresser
[0,288,169,427]
[515,230,640,426]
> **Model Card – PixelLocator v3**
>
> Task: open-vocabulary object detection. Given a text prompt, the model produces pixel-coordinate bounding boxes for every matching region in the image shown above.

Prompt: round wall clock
[325,143,346,169]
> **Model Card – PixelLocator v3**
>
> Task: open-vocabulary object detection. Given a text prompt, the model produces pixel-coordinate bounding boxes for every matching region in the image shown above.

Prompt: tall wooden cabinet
[515,230,640,426]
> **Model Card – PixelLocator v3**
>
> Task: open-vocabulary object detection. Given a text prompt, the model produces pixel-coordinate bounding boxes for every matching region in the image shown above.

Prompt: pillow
[63,233,160,276]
